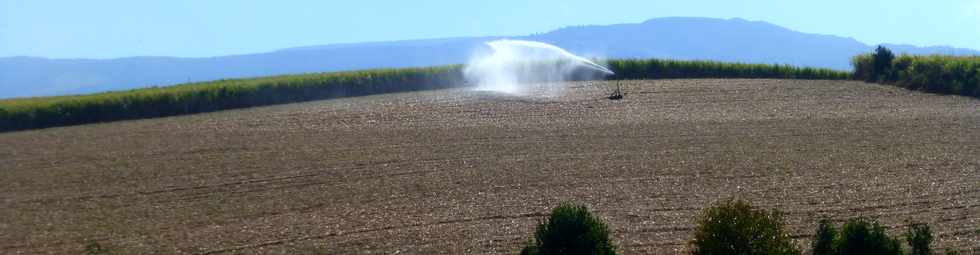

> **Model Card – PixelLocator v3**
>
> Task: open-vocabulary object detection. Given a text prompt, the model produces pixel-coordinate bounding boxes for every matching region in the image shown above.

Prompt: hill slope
[2,79,977,254]
[3,17,978,98]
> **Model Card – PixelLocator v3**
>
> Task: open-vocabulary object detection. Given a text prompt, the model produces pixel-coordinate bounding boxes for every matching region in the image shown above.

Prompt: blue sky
[2,0,978,59]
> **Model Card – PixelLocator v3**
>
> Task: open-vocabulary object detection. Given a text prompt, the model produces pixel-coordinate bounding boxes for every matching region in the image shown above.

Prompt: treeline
[606,59,852,80]
[520,200,961,255]
[853,46,980,97]
[0,66,464,132]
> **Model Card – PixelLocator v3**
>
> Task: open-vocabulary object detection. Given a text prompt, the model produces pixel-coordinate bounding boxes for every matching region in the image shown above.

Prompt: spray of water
[463,39,613,95]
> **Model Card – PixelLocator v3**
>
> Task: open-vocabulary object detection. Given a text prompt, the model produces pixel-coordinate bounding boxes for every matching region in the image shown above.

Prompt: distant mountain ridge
[2,17,977,98]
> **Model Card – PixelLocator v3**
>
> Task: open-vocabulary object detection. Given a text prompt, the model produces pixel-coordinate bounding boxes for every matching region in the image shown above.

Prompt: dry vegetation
[0,79,977,254]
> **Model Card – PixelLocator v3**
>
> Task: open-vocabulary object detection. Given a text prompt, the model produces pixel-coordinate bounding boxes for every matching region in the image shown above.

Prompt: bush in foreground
[520,202,616,255]
[906,222,932,255]
[837,217,903,255]
[809,217,905,255]
[812,219,837,255]
[517,199,947,255]
[690,199,799,255]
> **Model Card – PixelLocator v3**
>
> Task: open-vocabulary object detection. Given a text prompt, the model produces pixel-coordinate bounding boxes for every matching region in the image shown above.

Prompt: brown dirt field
[1,79,978,254]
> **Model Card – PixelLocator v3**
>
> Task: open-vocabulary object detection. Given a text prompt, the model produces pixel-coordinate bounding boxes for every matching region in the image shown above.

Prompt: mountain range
[2,17,977,99]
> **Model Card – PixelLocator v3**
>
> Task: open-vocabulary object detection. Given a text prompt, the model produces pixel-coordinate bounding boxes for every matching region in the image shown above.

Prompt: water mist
[463,40,613,95]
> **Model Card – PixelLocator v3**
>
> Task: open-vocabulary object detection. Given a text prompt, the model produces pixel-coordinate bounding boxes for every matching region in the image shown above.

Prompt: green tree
[871,46,895,82]
[812,218,837,255]
[522,202,616,255]
[835,218,902,255]
[690,200,799,255]
[906,222,932,255]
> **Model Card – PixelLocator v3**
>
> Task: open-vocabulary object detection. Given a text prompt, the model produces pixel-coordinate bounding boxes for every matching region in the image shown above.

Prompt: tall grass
[853,48,980,97]
[0,66,464,132]
[606,59,852,80]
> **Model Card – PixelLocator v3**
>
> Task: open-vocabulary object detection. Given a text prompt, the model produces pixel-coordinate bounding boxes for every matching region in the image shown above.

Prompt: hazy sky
[2,0,978,59]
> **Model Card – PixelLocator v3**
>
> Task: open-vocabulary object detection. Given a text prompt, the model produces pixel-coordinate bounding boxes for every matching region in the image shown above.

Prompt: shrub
[811,218,837,255]
[811,218,932,255]
[906,222,932,255]
[690,199,799,255]
[521,202,616,255]
[835,217,902,255]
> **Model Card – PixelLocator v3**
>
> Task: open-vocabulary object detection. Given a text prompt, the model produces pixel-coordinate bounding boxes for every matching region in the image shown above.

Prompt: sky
[2,0,978,59]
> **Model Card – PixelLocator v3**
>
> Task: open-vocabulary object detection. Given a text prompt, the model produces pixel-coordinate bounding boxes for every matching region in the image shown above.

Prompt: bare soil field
[1,79,978,254]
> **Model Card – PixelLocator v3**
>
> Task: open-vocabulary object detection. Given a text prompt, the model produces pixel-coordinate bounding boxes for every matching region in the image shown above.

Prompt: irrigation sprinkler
[607,81,624,100]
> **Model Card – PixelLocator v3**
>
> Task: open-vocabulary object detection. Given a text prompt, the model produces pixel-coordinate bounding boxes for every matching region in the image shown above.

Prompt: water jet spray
[463,40,614,95]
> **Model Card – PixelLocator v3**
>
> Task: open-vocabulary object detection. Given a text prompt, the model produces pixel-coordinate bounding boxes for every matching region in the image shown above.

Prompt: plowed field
[2,79,978,254]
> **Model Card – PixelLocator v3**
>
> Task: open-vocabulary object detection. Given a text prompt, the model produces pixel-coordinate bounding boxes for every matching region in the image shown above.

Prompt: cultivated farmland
[1,79,977,254]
